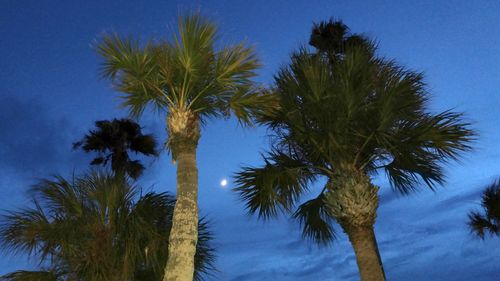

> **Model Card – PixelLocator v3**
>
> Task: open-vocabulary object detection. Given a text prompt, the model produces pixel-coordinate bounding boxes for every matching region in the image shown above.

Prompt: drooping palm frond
[74,119,158,179]
[468,179,500,238]
[234,150,316,219]
[292,194,336,245]
[0,172,217,281]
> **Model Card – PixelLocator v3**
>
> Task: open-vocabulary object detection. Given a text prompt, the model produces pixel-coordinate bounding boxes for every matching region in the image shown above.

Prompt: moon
[220,179,228,187]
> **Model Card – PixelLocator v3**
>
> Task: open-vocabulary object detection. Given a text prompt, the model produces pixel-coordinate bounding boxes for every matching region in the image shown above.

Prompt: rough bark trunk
[164,146,199,281]
[324,170,386,281]
[343,223,386,281]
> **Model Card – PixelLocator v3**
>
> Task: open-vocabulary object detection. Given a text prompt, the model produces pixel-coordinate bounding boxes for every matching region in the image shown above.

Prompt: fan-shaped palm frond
[235,150,316,219]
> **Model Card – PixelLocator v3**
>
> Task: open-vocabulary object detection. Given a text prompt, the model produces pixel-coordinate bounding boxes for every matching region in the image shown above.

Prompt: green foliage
[0,172,216,281]
[96,12,275,126]
[234,150,316,219]
[292,194,336,245]
[74,119,158,179]
[468,179,500,238]
[234,19,474,245]
[1,270,61,281]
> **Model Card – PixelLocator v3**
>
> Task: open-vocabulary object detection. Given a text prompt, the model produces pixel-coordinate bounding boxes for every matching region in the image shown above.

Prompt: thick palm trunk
[164,146,199,281]
[325,170,386,281]
[343,223,385,281]
[164,109,200,281]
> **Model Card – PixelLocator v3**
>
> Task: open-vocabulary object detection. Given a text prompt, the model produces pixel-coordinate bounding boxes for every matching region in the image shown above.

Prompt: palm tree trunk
[164,146,199,281]
[325,171,386,281]
[343,223,386,281]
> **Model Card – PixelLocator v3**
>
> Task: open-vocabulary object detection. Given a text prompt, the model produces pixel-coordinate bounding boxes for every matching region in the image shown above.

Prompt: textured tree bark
[325,170,386,281]
[343,223,386,281]
[164,146,199,281]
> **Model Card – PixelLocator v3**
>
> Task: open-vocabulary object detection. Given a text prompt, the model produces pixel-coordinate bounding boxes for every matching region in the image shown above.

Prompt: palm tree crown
[74,118,157,179]
[468,179,500,238]
[237,19,473,232]
[234,19,474,280]
[97,12,274,154]
[0,172,216,281]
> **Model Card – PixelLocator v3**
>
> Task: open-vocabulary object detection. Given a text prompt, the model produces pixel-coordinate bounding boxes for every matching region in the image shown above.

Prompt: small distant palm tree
[96,12,273,280]
[74,118,158,179]
[0,172,216,281]
[234,20,474,281]
[468,179,500,238]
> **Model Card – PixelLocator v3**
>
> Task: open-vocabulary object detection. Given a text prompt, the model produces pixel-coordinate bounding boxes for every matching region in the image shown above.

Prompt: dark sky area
[1,1,500,280]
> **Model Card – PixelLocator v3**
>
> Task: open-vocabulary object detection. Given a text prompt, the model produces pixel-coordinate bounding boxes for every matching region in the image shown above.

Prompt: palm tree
[234,20,474,281]
[96,12,273,280]
[73,118,158,179]
[0,172,216,281]
[468,179,500,238]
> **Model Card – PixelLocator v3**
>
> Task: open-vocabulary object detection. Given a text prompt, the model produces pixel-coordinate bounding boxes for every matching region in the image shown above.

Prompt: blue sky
[1,0,500,280]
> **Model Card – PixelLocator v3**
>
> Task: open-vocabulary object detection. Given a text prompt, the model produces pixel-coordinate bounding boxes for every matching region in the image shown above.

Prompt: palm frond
[96,34,167,118]
[468,179,500,238]
[292,194,336,245]
[233,151,315,219]
[215,43,259,84]
[170,12,218,110]
[0,203,51,258]
[380,111,474,194]
[1,270,61,281]
[175,11,217,59]
[223,87,278,126]
[193,217,217,281]
[468,212,497,239]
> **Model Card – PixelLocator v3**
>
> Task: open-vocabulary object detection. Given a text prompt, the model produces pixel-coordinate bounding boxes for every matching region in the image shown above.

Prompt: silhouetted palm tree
[0,172,216,281]
[468,179,500,238]
[74,118,157,179]
[96,12,274,280]
[234,20,474,281]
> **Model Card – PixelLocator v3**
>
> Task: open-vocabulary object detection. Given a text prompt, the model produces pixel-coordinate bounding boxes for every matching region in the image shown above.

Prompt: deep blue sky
[1,1,500,280]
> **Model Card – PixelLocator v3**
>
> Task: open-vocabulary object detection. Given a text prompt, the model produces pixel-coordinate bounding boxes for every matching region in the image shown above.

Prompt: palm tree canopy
[0,172,216,281]
[74,118,157,179]
[96,12,275,125]
[468,179,500,238]
[234,19,474,244]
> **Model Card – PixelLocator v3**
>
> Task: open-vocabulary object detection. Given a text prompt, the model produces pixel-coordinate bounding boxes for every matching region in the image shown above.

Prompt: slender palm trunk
[164,146,199,281]
[342,223,386,281]
[164,109,200,281]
